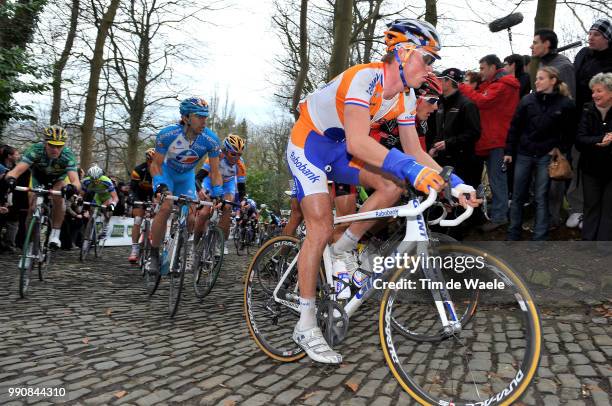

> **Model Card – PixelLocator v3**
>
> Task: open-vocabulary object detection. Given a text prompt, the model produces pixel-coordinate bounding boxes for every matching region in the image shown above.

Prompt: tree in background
[0,0,49,137]
[79,0,121,170]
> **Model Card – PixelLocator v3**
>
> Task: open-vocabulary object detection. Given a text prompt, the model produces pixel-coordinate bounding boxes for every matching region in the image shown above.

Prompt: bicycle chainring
[316,300,349,347]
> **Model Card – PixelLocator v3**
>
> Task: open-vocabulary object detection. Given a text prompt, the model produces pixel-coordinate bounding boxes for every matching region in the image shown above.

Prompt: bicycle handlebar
[161,193,213,207]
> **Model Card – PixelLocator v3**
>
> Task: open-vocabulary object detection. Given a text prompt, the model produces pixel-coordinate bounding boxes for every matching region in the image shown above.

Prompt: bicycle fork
[416,242,462,335]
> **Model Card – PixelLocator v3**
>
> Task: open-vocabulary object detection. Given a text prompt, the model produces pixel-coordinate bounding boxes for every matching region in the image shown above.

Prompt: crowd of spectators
[424,18,612,241]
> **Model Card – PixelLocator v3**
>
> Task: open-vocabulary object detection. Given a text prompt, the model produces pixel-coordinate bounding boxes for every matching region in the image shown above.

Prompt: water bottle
[333,269,351,299]
[351,269,367,289]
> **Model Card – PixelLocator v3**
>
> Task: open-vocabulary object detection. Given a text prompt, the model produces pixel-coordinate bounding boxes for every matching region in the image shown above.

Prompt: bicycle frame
[12,186,58,269]
[272,189,474,334]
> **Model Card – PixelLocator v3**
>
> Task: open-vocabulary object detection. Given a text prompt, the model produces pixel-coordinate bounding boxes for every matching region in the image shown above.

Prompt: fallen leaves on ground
[345,381,359,392]
[114,390,127,399]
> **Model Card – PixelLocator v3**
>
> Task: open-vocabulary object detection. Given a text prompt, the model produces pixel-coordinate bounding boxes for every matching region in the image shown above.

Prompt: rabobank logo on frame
[290,152,321,183]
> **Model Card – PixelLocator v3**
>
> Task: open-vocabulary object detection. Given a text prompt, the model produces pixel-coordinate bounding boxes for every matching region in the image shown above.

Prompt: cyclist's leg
[282,193,303,236]
[219,192,234,240]
[332,183,357,242]
[98,196,113,238]
[287,125,342,363]
[330,160,402,256]
[130,203,144,261]
[150,168,176,271]
[48,178,66,247]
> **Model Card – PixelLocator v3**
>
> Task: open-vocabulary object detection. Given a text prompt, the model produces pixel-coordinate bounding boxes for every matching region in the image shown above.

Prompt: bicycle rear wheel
[379,245,541,405]
[244,236,325,362]
[168,229,187,318]
[193,226,224,299]
[19,218,39,298]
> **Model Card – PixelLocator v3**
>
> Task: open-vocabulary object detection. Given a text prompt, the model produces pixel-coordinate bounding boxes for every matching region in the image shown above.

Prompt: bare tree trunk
[80,0,121,170]
[530,0,557,83]
[425,0,437,27]
[327,0,353,80]
[50,0,80,125]
[290,0,308,120]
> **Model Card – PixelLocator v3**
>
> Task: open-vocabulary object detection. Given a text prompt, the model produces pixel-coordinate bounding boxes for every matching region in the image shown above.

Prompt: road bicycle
[142,193,212,317]
[79,201,110,262]
[244,179,541,405]
[9,186,57,298]
[192,199,237,299]
[234,217,256,255]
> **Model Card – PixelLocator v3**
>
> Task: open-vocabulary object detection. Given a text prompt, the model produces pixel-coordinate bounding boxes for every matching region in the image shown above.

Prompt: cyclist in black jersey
[127,148,155,262]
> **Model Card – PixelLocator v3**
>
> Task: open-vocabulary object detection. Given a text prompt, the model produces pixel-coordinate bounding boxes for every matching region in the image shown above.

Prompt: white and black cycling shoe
[293,326,342,364]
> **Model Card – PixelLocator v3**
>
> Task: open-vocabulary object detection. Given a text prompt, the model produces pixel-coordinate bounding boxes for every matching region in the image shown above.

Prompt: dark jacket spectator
[428,68,481,187]
[574,19,612,114]
[505,92,576,158]
[459,68,520,156]
[575,72,612,240]
[504,54,532,98]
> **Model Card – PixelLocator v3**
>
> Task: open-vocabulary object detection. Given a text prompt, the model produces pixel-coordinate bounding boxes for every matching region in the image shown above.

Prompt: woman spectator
[504,54,532,98]
[576,72,612,240]
[463,70,482,90]
[504,67,576,240]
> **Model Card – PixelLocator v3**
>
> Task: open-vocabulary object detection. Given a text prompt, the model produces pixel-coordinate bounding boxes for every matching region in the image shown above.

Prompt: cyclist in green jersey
[81,165,119,239]
[4,126,80,247]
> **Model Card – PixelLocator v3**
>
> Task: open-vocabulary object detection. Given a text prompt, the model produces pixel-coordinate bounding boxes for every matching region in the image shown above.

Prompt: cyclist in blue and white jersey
[200,134,246,254]
[149,97,224,273]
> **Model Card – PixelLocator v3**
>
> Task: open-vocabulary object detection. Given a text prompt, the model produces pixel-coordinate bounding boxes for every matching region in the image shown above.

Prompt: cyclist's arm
[67,170,81,192]
[6,162,30,180]
[344,105,392,166]
[109,190,119,205]
[398,125,442,172]
[150,151,165,177]
[208,156,222,188]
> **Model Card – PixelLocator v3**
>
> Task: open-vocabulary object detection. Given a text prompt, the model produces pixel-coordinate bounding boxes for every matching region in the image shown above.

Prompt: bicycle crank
[317,300,349,347]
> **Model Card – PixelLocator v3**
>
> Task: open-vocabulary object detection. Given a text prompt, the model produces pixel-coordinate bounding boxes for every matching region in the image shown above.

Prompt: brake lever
[439,166,454,202]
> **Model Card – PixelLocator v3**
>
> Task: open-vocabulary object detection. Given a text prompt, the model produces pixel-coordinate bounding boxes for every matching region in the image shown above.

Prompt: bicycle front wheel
[379,245,541,405]
[19,218,40,298]
[168,230,187,318]
[80,218,94,262]
[193,226,224,299]
[38,216,51,281]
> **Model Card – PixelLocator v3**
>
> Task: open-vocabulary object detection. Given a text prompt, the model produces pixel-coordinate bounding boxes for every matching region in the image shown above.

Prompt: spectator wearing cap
[504,54,532,98]
[566,19,612,229]
[427,68,481,189]
[532,28,576,98]
[504,66,576,240]
[459,54,520,231]
[575,72,612,241]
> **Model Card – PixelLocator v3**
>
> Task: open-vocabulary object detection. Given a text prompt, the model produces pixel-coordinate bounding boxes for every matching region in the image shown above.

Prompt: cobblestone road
[0,246,610,405]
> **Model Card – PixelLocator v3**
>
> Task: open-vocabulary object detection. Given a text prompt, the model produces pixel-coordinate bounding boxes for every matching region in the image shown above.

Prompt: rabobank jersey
[155,124,221,173]
[301,62,417,141]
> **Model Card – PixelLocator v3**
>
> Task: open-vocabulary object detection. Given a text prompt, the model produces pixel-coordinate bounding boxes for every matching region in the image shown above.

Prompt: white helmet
[87,165,104,180]
[261,204,267,209]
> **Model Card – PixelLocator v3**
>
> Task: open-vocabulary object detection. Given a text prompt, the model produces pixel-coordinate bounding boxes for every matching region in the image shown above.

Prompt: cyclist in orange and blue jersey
[288,19,480,364]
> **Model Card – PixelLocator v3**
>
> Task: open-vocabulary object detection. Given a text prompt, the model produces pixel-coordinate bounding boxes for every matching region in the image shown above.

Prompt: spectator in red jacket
[459,54,520,231]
